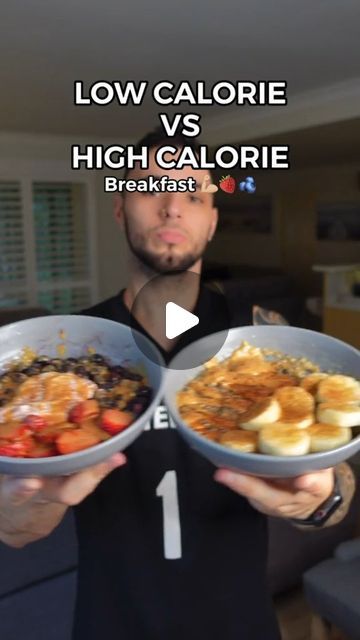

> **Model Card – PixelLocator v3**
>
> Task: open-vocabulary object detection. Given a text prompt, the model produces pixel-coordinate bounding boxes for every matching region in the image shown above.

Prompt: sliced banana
[300,373,328,396]
[269,415,314,430]
[259,425,311,456]
[317,375,360,404]
[239,398,281,431]
[274,386,315,420]
[309,423,352,452]
[317,403,360,428]
[219,430,258,452]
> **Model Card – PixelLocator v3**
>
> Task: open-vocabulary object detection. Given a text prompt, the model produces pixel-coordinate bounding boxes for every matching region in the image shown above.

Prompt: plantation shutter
[0,182,29,308]
[33,182,92,313]
[0,180,94,314]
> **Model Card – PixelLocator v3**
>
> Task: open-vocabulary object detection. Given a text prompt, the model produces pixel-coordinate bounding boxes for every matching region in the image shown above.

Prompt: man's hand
[0,453,126,547]
[214,467,335,520]
[1,452,126,507]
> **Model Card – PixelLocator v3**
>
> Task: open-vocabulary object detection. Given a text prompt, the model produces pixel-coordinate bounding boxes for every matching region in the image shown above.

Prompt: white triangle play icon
[165,302,199,340]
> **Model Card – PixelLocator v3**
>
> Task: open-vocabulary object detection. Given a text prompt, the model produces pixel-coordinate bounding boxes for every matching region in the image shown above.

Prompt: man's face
[115,147,218,274]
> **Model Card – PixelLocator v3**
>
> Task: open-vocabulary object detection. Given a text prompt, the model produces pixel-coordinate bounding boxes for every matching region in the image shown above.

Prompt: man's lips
[156,229,187,244]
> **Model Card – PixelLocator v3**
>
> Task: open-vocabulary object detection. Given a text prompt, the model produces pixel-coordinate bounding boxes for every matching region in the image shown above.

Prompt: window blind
[0,180,93,314]
[33,182,91,312]
[0,181,29,308]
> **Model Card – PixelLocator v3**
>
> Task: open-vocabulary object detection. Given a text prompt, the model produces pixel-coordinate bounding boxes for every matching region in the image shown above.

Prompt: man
[0,128,355,640]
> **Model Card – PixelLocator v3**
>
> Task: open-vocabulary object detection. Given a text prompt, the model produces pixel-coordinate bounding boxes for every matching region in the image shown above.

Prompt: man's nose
[159,193,183,219]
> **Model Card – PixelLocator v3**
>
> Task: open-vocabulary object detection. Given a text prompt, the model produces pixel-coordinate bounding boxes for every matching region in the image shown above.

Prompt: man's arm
[0,453,125,548]
[291,462,356,530]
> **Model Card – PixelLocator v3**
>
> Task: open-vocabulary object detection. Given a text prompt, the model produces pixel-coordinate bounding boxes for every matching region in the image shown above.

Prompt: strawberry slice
[27,439,57,458]
[23,414,48,433]
[36,423,73,445]
[100,409,134,436]
[56,429,100,454]
[69,399,100,424]
[0,440,30,457]
[0,422,32,440]
[219,175,236,194]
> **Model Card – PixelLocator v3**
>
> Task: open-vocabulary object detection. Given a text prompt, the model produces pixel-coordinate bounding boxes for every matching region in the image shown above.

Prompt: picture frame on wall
[317,202,360,241]
[217,196,272,234]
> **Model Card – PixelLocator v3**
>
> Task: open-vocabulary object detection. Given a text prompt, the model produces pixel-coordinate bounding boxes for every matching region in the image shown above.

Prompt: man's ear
[114,194,125,228]
[208,206,218,241]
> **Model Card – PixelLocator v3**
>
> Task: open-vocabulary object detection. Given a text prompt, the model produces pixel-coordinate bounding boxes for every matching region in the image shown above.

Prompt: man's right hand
[0,453,126,547]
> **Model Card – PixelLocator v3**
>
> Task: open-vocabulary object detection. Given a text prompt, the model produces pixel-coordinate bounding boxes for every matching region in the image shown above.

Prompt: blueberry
[127,396,148,413]
[57,361,71,372]
[90,354,106,365]
[99,398,117,409]
[35,355,50,364]
[23,364,42,375]
[112,365,126,376]
[41,364,57,373]
[137,386,152,398]
[124,371,142,382]
[74,365,88,377]
[99,381,115,391]
[109,371,122,384]
[9,371,27,383]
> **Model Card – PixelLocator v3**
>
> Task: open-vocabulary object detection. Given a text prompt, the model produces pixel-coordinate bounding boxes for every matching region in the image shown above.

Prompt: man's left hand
[214,467,335,520]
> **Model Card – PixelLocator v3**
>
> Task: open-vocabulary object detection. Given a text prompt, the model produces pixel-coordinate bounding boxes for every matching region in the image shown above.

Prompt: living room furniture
[313,264,360,349]
[303,538,360,640]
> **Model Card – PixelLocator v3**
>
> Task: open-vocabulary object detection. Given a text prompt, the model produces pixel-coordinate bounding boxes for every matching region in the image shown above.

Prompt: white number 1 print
[156,470,182,560]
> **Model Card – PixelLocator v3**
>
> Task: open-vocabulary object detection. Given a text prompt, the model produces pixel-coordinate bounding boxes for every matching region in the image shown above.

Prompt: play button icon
[128,271,231,370]
[165,302,199,339]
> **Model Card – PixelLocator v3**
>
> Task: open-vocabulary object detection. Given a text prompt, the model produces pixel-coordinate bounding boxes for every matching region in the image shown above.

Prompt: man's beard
[123,216,207,275]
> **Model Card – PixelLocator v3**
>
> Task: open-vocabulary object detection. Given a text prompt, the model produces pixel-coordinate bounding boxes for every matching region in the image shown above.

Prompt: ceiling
[1,0,360,139]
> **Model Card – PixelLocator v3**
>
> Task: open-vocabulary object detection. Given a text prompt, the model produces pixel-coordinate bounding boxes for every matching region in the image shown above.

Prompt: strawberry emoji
[219,175,236,194]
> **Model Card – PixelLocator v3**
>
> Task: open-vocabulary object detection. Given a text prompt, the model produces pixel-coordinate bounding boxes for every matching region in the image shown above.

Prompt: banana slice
[317,375,360,404]
[309,423,352,452]
[259,425,310,456]
[239,398,281,431]
[300,373,328,396]
[317,403,360,428]
[219,430,258,452]
[274,386,315,420]
[269,415,314,430]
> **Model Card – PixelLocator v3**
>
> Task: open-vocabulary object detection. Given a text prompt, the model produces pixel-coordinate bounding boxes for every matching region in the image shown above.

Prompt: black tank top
[73,288,281,640]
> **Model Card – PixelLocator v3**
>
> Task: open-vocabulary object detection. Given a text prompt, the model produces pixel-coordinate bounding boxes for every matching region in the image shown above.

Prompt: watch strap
[290,473,343,527]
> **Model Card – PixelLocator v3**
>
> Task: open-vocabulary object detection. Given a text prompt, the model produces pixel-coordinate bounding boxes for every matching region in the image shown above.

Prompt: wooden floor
[274,587,350,640]
[274,587,312,640]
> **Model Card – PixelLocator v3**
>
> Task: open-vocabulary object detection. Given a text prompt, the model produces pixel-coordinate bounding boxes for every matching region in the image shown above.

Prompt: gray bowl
[165,326,360,477]
[0,315,165,476]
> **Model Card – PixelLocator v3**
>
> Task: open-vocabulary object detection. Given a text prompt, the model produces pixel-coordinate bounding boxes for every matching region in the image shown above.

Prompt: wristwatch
[290,473,343,527]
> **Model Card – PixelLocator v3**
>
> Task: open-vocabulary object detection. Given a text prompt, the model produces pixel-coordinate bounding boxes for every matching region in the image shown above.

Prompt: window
[0,178,97,313]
